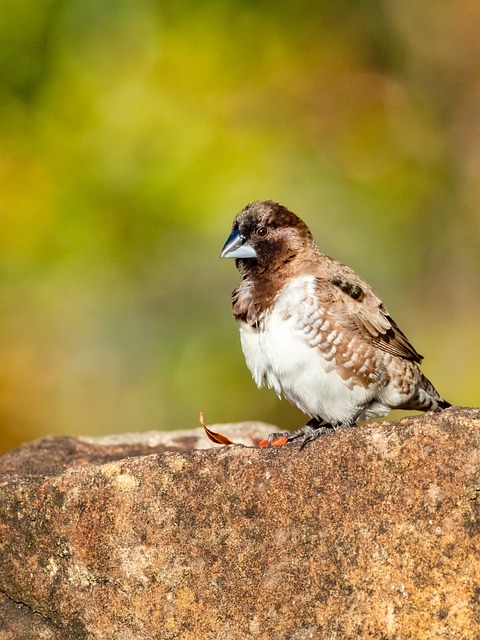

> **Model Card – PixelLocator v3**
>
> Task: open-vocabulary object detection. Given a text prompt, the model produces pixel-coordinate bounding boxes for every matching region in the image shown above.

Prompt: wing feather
[314,268,423,363]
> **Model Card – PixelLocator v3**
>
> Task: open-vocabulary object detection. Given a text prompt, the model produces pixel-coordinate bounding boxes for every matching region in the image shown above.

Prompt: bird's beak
[220,229,257,259]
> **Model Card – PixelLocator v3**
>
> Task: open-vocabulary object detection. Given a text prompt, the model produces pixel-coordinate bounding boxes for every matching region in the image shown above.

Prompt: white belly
[238,308,373,425]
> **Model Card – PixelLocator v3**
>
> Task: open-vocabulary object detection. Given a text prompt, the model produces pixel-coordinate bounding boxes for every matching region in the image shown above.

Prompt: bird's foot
[267,418,334,450]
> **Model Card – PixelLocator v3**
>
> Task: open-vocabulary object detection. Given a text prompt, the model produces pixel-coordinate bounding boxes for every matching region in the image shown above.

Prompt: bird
[220,200,450,448]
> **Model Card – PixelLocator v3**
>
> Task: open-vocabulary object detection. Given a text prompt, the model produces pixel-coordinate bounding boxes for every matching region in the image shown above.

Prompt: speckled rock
[0,408,479,639]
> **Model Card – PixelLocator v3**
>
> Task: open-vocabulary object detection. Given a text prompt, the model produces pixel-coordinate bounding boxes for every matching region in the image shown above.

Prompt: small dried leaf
[200,412,236,445]
[258,437,289,448]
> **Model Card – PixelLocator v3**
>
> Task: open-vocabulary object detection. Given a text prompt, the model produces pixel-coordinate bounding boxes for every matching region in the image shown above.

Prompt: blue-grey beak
[220,228,257,259]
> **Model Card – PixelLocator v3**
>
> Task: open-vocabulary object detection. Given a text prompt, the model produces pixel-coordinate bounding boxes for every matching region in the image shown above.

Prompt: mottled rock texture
[0,408,479,639]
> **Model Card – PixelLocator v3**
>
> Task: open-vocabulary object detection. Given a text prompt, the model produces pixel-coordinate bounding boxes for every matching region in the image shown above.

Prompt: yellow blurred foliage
[0,146,55,262]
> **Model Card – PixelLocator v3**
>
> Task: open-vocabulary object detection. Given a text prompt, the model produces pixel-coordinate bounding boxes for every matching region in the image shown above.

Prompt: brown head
[220,201,315,275]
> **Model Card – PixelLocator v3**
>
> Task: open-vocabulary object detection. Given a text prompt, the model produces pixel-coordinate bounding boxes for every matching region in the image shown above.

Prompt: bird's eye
[256,226,268,237]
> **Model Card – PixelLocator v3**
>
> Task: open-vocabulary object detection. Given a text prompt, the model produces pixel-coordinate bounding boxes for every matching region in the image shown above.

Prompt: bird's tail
[403,371,451,413]
[437,399,451,410]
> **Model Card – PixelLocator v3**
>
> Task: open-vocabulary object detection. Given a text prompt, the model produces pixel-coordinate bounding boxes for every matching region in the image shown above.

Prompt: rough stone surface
[0,408,479,639]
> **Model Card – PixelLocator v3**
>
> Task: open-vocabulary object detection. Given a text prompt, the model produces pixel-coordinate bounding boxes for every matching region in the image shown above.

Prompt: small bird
[220,200,450,448]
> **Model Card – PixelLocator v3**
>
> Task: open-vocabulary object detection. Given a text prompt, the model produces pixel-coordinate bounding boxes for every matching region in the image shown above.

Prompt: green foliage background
[1,0,479,453]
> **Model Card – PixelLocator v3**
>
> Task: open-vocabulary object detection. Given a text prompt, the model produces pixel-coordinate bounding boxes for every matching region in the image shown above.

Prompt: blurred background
[1,0,479,454]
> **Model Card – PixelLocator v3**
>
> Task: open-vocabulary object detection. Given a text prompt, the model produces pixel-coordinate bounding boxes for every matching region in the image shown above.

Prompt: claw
[265,417,334,449]
[262,416,358,450]
[299,426,330,450]
[267,431,291,447]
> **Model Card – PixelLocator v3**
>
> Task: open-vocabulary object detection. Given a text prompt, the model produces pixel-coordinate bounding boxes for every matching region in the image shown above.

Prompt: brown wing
[315,266,423,363]
[369,311,423,363]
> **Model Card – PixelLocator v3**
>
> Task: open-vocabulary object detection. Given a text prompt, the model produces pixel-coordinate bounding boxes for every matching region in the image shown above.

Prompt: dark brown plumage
[221,200,450,447]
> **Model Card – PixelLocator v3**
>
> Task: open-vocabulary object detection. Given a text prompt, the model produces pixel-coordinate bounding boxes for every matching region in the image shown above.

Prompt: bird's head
[220,200,314,273]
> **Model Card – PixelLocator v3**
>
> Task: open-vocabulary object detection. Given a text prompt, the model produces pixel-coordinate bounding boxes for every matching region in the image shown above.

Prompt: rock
[0,421,273,478]
[0,407,479,639]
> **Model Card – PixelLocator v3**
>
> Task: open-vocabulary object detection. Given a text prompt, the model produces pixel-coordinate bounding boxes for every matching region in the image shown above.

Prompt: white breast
[237,275,375,425]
